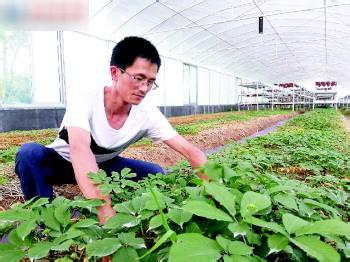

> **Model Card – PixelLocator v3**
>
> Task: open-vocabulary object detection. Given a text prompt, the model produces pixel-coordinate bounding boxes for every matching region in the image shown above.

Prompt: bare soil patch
[121,112,298,166]
[0,112,298,210]
[0,129,58,150]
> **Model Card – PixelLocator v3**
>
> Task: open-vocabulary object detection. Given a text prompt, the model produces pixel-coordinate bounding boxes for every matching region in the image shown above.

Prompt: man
[15,36,207,224]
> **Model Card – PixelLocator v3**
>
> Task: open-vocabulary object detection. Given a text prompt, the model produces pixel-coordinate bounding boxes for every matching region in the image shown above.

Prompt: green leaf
[123,180,140,189]
[216,235,253,255]
[114,201,135,215]
[112,185,123,194]
[274,194,298,211]
[86,238,121,257]
[54,204,71,227]
[182,200,233,222]
[51,196,70,207]
[103,213,139,230]
[268,185,295,194]
[344,242,350,258]
[303,199,340,217]
[118,232,146,249]
[227,222,250,237]
[282,213,309,235]
[0,209,33,222]
[296,219,350,237]
[30,198,49,209]
[246,231,261,246]
[100,184,114,195]
[245,216,287,236]
[267,234,289,254]
[291,235,340,262]
[0,250,25,262]
[184,222,202,234]
[28,242,54,259]
[0,243,16,252]
[201,161,224,181]
[139,210,155,221]
[144,190,167,210]
[148,187,173,239]
[21,197,38,208]
[298,201,315,217]
[204,182,236,217]
[169,233,222,262]
[53,228,84,244]
[16,219,37,240]
[230,189,243,203]
[131,195,148,213]
[167,208,192,228]
[139,230,175,259]
[41,208,61,231]
[8,228,31,247]
[71,198,104,211]
[123,173,137,179]
[121,168,133,178]
[223,165,239,180]
[0,244,25,262]
[64,228,85,240]
[148,214,163,230]
[73,218,98,228]
[112,246,138,262]
[185,186,202,199]
[80,224,103,239]
[51,239,74,251]
[240,191,271,217]
[111,171,120,180]
[223,254,253,262]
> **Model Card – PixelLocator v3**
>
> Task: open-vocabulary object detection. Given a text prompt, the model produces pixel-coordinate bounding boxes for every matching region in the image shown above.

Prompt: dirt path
[341,115,350,133]
[0,112,298,210]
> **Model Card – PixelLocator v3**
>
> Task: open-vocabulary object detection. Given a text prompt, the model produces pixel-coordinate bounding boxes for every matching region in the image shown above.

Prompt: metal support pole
[256,81,259,111]
[292,83,295,111]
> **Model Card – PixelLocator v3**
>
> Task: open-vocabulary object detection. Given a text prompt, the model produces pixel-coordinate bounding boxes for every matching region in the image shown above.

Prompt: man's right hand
[67,126,116,225]
[97,204,116,225]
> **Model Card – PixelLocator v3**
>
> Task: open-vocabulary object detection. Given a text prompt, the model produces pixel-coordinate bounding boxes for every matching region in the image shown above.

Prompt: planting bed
[0,110,296,209]
[1,109,349,262]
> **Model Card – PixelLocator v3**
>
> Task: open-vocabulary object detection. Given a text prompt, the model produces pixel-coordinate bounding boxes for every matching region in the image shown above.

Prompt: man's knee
[16,142,47,168]
[148,163,165,175]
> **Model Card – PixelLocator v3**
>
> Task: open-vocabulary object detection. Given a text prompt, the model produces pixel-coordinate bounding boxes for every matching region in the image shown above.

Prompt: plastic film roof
[87,0,350,89]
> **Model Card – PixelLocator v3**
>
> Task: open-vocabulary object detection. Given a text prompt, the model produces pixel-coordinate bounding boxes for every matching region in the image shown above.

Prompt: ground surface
[341,114,350,133]
[0,111,299,210]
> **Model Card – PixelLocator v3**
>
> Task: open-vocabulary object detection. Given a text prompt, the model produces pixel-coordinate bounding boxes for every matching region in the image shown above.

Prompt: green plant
[1,109,349,261]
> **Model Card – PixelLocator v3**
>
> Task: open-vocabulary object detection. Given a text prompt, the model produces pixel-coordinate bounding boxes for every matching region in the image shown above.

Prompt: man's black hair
[110,36,161,71]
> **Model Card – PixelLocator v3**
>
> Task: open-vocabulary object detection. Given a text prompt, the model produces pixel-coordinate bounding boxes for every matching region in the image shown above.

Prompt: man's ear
[110,66,119,81]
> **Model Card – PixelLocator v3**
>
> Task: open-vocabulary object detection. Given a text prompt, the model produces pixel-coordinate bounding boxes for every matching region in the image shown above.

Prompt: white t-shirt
[47,87,177,163]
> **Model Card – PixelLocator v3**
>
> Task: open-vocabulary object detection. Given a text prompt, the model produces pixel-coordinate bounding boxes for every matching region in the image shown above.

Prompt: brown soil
[0,112,298,210]
[167,111,245,125]
[121,112,298,166]
[0,129,58,150]
[275,166,312,180]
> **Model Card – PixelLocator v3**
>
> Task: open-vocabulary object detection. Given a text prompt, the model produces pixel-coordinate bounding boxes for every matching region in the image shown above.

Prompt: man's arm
[163,135,208,180]
[67,126,115,224]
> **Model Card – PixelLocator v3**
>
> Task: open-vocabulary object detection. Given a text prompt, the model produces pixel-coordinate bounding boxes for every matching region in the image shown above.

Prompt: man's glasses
[119,68,159,90]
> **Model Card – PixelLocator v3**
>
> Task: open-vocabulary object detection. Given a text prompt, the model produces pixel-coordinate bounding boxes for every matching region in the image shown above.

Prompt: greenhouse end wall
[0,107,65,132]
[0,104,237,132]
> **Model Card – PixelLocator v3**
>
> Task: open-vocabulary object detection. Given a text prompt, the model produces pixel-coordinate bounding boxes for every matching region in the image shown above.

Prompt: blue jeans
[15,142,165,200]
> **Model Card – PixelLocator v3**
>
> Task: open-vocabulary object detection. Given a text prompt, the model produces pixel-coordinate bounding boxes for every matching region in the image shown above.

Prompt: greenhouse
[0,1,350,261]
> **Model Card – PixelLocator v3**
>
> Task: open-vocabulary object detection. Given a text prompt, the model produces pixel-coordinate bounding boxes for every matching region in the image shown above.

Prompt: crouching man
[15,36,207,224]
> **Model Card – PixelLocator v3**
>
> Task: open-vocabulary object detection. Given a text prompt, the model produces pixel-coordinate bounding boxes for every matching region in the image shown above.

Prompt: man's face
[112,57,158,105]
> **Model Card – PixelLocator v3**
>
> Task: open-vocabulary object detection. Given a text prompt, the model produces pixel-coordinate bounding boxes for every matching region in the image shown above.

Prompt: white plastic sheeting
[87,0,350,95]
